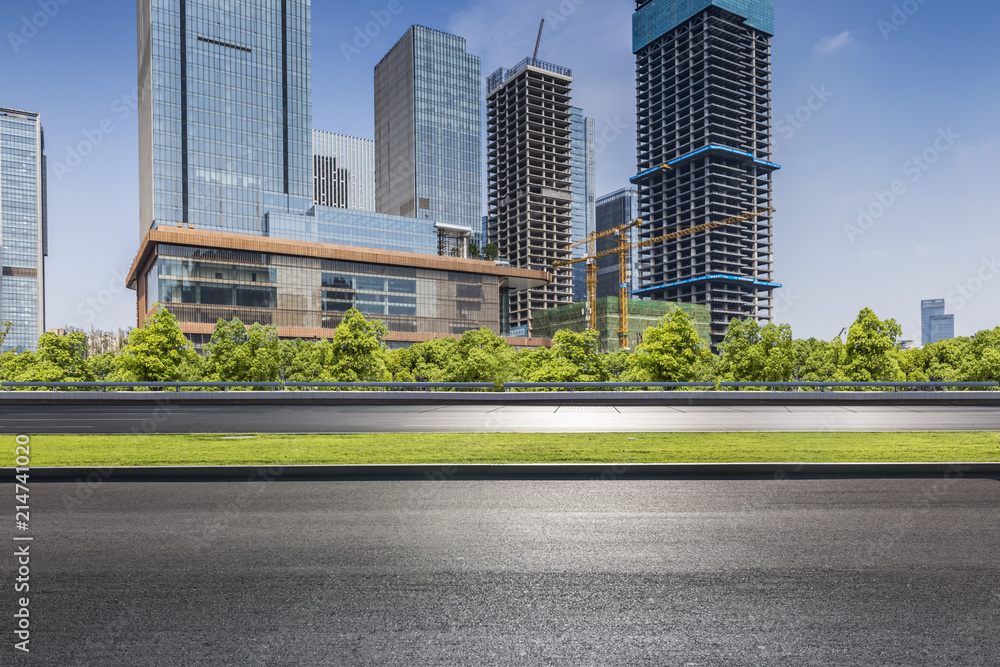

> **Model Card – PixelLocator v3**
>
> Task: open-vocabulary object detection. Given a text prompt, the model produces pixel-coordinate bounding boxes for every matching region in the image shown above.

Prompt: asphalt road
[5,478,998,665]
[1,402,999,433]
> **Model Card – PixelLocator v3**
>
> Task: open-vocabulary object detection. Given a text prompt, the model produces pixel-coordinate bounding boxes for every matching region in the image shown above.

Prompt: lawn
[5,432,1000,467]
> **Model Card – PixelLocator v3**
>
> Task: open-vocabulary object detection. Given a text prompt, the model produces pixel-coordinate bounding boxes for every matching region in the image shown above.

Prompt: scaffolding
[531,298,711,353]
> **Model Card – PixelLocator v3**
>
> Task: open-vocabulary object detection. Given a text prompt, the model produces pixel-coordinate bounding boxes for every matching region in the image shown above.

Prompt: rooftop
[486,57,572,94]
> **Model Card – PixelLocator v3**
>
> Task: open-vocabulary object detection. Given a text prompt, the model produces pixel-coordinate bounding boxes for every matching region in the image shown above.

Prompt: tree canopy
[625,307,713,382]
[7,305,999,388]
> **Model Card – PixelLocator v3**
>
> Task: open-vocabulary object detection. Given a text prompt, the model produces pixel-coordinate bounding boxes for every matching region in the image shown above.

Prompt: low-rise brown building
[127,228,552,349]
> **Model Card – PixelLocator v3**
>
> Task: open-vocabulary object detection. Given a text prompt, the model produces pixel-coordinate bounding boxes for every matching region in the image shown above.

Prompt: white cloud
[814,30,853,55]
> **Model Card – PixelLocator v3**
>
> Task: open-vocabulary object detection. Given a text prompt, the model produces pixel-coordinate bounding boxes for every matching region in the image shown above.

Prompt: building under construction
[632,0,781,347]
[531,298,711,353]
[487,57,575,334]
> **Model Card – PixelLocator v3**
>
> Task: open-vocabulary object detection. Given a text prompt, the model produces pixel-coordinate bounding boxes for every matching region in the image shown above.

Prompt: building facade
[632,0,779,347]
[127,228,548,349]
[374,26,481,228]
[531,297,711,353]
[921,299,954,346]
[137,0,313,240]
[0,108,46,352]
[595,188,639,300]
[312,131,374,211]
[569,108,597,303]
[487,57,576,333]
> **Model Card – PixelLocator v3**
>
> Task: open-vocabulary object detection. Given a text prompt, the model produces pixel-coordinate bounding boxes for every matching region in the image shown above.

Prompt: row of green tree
[0,305,997,385]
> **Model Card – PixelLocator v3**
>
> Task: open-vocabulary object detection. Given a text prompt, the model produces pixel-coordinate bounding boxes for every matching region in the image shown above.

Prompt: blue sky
[1,0,997,342]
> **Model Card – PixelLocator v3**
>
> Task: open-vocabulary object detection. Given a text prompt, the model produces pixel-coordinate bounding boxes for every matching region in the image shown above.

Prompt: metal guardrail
[1,381,997,392]
[718,382,999,391]
[503,382,716,391]
[0,382,495,392]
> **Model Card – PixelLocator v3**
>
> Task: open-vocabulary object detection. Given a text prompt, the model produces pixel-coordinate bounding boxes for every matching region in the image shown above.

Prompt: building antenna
[532,18,545,65]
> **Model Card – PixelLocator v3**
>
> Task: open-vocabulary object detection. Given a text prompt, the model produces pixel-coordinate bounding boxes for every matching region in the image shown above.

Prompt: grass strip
[4,432,1000,467]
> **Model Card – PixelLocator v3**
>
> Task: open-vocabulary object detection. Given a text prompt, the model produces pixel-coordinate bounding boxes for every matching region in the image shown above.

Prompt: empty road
[4,477,998,665]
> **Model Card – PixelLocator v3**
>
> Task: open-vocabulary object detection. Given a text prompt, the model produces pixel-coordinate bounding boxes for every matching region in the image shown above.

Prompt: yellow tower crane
[554,207,775,350]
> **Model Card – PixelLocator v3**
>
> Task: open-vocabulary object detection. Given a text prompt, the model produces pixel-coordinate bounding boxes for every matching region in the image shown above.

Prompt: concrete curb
[1,390,999,407]
[4,462,997,481]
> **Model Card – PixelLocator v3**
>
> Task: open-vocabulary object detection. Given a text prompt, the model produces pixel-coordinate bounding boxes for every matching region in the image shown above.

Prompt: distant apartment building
[921,299,954,346]
[374,25,481,229]
[0,107,46,352]
[312,131,374,211]
[569,108,596,303]
[632,0,779,346]
[487,57,576,333]
[128,6,548,347]
[595,188,639,299]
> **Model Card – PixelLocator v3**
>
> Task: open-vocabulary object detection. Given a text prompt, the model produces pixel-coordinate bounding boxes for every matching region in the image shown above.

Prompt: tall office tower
[0,108,46,352]
[487,58,575,332]
[312,131,375,211]
[374,26,481,228]
[921,299,954,346]
[632,0,779,346]
[595,188,639,299]
[569,109,597,303]
[136,0,312,240]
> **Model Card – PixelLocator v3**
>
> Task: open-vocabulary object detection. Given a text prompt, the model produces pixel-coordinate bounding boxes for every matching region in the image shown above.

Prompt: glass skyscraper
[374,26,481,228]
[0,107,46,352]
[595,187,639,299]
[312,131,375,212]
[569,108,596,303]
[137,0,312,239]
[921,299,954,346]
[632,0,779,347]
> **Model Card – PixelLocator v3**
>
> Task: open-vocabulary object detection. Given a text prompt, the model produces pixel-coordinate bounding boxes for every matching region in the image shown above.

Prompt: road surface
[5,477,998,665]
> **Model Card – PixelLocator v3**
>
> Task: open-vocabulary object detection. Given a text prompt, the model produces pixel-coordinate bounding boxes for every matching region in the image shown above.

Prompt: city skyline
[1,0,998,342]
